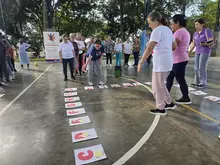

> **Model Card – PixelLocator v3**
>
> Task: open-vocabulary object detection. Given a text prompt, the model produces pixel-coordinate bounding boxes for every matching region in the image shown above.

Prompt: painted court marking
[0,64,53,117]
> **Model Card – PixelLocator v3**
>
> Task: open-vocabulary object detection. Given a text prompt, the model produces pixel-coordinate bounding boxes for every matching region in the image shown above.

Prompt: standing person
[114,38,123,66]
[188,18,214,88]
[75,33,85,76]
[69,33,79,76]
[58,34,75,81]
[17,39,31,69]
[83,40,105,86]
[9,45,17,72]
[138,11,177,115]
[166,14,191,105]
[123,38,132,67]
[133,36,140,67]
[104,36,114,67]
[0,33,10,84]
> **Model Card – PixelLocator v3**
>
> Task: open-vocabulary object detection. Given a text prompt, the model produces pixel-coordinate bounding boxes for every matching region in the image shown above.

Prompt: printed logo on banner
[204,96,220,102]
[123,83,133,87]
[132,82,142,86]
[65,88,77,92]
[85,86,94,90]
[98,85,108,89]
[69,116,91,126]
[143,82,152,86]
[65,102,82,109]
[111,84,121,88]
[191,90,207,96]
[65,97,80,102]
[74,144,107,165]
[66,108,86,116]
[64,92,78,97]
[72,128,98,143]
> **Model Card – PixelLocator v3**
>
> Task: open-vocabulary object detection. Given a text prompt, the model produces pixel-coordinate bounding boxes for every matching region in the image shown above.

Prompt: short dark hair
[62,34,68,39]
[195,18,205,25]
[95,39,102,45]
[172,14,187,27]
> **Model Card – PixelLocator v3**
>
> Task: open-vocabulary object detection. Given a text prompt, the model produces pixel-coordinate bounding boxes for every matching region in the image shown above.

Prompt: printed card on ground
[72,128,98,143]
[191,90,207,96]
[65,102,82,109]
[123,83,133,87]
[74,144,107,165]
[0,94,5,98]
[85,86,94,90]
[69,116,91,126]
[143,82,152,86]
[188,87,196,91]
[66,108,86,116]
[64,92,78,97]
[65,88,77,92]
[98,85,108,89]
[204,96,220,102]
[65,97,80,102]
[111,84,121,88]
[132,82,142,86]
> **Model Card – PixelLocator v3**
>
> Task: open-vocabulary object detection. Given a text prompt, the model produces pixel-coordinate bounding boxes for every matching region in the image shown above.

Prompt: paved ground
[0,57,220,165]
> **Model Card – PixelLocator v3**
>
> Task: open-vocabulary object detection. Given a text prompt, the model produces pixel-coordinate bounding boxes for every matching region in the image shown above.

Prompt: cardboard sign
[191,91,207,96]
[132,82,142,86]
[98,85,108,89]
[64,92,78,97]
[123,83,133,87]
[66,108,86,116]
[204,96,220,102]
[69,116,91,126]
[143,82,152,86]
[111,84,121,88]
[65,102,82,109]
[74,144,107,165]
[72,128,98,143]
[65,97,80,102]
[65,88,77,92]
[85,86,94,90]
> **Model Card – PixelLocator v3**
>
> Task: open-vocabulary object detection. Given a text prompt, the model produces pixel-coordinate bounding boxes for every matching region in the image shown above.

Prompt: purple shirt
[193,28,213,54]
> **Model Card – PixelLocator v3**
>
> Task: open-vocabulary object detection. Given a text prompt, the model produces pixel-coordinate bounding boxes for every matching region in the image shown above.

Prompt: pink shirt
[173,28,190,64]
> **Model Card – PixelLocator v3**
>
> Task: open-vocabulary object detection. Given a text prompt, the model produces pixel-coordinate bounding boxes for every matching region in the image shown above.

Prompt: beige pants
[152,72,172,110]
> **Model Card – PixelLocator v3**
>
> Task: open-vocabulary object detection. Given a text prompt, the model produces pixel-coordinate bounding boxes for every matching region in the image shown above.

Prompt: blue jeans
[194,53,210,86]
[116,52,122,66]
[133,51,139,66]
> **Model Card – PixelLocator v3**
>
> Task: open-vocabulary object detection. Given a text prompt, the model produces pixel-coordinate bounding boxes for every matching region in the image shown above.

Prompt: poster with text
[204,96,220,102]
[65,102,82,109]
[71,128,98,143]
[65,97,80,102]
[191,91,207,96]
[74,144,107,165]
[65,88,77,92]
[98,85,108,89]
[132,82,142,86]
[69,116,91,126]
[111,84,121,88]
[66,108,86,116]
[123,83,133,87]
[85,86,94,90]
[64,92,78,97]
[43,32,60,60]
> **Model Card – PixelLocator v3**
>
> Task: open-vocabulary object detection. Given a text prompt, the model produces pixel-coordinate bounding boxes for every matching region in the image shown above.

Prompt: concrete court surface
[0,57,220,165]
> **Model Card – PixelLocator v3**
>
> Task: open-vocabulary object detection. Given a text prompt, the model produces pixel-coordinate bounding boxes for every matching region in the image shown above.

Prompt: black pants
[11,58,16,71]
[106,53,112,65]
[166,61,189,99]
[124,53,130,66]
[0,54,9,81]
[78,53,83,75]
[62,58,74,79]
[146,55,152,65]
[133,51,139,66]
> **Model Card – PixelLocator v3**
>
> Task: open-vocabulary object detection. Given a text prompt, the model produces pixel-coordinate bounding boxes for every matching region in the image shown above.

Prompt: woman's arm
[188,40,195,55]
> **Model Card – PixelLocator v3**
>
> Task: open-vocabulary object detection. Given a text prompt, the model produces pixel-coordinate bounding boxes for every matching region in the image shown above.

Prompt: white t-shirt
[17,43,30,53]
[58,41,74,59]
[114,43,122,52]
[150,26,174,72]
[123,42,132,54]
[75,40,85,54]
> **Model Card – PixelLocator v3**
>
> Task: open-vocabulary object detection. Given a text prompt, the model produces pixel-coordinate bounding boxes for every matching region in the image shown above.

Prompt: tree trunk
[119,0,124,40]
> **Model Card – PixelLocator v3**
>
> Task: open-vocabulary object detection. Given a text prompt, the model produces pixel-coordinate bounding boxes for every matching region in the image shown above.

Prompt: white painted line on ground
[112,115,160,165]
[0,64,53,117]
[111,78,160,165]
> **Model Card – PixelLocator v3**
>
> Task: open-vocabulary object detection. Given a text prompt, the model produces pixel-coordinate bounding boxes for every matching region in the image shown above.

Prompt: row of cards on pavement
[63,89,107,165]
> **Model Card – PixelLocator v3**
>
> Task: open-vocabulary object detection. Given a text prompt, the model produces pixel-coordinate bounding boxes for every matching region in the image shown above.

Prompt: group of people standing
[138,11,214,115]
